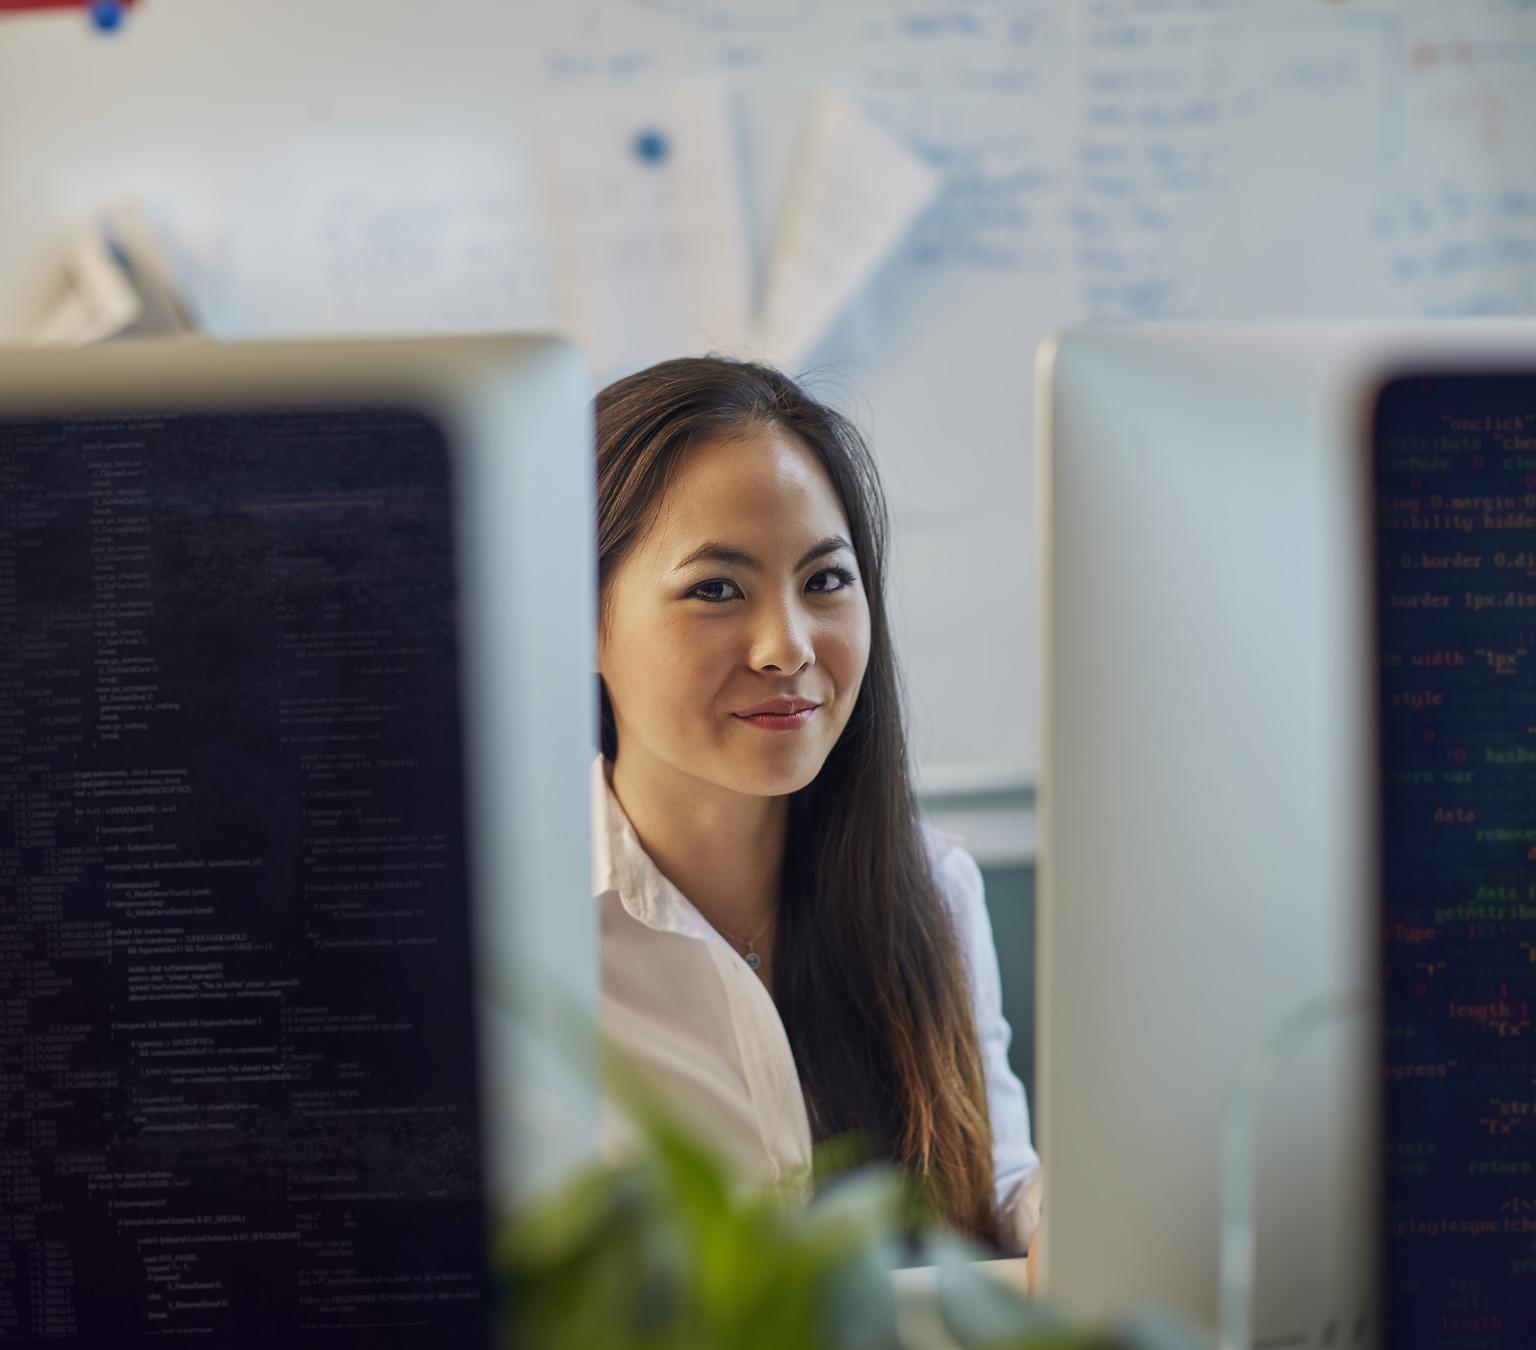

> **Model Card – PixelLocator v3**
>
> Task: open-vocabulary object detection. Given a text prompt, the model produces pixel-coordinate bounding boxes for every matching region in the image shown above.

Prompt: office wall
[0,0,1533,796]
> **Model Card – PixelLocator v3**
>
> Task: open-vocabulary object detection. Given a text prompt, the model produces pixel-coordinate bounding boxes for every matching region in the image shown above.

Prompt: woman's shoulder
[917,819,985,917]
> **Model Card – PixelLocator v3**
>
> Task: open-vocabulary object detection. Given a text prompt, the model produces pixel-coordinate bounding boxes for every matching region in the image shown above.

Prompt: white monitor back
[1035,320,1536,1346]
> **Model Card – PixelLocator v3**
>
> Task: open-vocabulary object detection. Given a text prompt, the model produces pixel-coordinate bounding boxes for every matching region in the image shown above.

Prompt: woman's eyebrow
[669,535,852,574]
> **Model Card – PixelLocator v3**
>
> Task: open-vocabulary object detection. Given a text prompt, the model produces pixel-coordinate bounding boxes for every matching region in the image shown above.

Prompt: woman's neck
[607,748,787,946]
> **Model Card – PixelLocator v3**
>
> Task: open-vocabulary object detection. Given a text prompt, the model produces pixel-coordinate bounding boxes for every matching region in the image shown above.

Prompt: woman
[592,355,1041,1256]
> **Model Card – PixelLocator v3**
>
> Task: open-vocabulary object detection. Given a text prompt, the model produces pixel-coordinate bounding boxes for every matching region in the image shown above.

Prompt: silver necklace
[716,914,773,971]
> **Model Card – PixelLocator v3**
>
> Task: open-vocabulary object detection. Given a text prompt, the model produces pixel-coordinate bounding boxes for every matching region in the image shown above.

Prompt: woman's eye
[690,579,742,603]
[690,568,855,603]
[808,567,857,594]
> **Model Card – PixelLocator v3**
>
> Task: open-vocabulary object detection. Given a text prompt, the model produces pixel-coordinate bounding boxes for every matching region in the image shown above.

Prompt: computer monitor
[0,336,596,1347]
[1035,321,1536,1348]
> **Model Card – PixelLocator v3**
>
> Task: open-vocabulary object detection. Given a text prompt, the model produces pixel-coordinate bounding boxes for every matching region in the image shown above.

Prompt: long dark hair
[594,356,998,1244]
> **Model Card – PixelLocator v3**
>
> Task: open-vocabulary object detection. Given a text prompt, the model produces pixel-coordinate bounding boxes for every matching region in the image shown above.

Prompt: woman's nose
[750,598,815,674]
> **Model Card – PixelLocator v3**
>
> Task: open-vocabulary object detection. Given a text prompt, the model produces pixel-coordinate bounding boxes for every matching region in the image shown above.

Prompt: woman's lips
[733,707,818,731]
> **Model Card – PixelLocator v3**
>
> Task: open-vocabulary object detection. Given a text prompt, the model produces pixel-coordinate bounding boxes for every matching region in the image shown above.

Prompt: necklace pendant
[745,950,762,971]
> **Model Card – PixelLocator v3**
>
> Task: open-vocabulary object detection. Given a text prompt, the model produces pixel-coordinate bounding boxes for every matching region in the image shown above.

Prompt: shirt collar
[591,754,717,941]
[594,754,969,934]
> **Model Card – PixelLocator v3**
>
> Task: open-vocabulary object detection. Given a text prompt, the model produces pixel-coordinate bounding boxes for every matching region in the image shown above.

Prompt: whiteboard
[1,0,1533,792]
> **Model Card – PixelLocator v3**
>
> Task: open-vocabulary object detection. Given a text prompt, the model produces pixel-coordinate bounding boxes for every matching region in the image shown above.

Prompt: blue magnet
[633,129,671,166]
[90,1,125,31]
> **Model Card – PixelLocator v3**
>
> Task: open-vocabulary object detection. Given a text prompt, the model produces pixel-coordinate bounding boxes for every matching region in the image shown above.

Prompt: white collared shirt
[591,755,1043,1254]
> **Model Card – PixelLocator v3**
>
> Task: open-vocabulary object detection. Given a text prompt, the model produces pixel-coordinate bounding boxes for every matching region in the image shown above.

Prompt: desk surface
[891,1257,1031,1297]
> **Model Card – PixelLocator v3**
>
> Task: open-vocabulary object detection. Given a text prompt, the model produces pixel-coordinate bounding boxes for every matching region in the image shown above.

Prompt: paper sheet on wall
[753,89,941,371]
[534,79,752,387]
[24,227,141,345]
[104,198,200,335]
[24,199,201,346]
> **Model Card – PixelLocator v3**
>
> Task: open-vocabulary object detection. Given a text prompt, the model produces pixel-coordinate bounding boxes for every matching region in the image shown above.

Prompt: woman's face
[599,424,872,799]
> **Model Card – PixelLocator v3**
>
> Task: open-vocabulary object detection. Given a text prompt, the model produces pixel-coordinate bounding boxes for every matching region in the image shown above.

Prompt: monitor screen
[0,407,491,1347]
[1375,373,1536,1345]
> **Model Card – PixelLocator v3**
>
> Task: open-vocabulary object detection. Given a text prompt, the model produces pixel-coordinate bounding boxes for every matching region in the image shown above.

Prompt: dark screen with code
[1376,374,1536,1349]
[0,408,490,1348]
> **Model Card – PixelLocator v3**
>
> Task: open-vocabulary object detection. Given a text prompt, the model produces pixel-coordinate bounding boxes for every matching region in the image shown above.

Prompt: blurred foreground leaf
[496,1100,1204,1350]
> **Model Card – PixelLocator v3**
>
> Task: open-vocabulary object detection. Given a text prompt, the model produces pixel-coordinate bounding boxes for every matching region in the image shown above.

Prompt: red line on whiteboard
[0,0,138,10]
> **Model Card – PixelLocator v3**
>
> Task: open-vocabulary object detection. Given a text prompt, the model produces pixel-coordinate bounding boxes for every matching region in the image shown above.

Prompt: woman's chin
[721,746,825,798]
